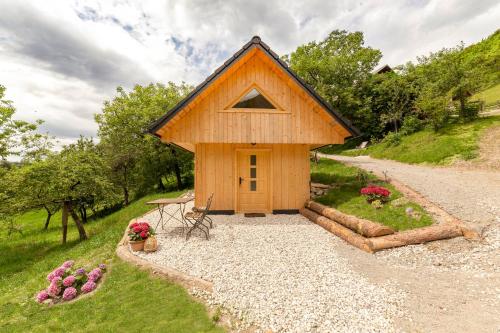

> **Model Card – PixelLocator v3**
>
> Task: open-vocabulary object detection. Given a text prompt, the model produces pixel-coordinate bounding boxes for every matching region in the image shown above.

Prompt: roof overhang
[148,36,360,137]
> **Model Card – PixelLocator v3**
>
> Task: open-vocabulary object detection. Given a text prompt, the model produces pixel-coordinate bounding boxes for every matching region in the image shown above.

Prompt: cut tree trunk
[68,202,88,241]
[306,200,394,237]
[300,207,373,253]
[368,224,463,252]
[62,202,69,244]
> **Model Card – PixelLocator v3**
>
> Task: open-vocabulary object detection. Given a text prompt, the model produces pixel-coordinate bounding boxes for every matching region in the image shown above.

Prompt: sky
[0,0,498,148]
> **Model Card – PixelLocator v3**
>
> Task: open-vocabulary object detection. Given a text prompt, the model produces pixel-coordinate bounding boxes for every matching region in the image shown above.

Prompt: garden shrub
[36,260,107,305]
[381,132,402,147]
[400,115,424,135]
[459,100,483,120]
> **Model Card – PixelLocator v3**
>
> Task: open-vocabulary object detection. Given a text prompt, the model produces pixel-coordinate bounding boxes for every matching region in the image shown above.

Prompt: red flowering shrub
[360,185,391,203]
[128,221,155,241]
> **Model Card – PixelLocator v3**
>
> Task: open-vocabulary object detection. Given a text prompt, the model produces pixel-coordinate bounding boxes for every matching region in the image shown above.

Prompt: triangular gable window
[232,88,276,109]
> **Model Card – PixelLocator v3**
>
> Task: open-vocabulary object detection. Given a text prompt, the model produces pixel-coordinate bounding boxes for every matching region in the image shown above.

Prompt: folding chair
[192,193,214,228]
[184,193,214,240]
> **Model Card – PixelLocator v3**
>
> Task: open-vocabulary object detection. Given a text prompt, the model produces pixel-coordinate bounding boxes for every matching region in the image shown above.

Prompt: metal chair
[192,193,214,228]
[184,193,214,240]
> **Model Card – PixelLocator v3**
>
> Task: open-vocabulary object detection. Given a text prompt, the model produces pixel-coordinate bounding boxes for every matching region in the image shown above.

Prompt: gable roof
[148,36,360,137]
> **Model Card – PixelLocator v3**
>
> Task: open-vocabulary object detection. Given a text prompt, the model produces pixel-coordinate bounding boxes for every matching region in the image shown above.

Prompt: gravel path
[137,204,406,332]
[133,155,500,333]
[319,154,500,332]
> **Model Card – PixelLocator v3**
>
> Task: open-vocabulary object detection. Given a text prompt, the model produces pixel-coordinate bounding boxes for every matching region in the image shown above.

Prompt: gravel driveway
[134,156,500,333]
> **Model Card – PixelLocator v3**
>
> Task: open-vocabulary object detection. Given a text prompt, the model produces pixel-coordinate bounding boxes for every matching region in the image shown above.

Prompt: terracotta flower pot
[129,240,145,252]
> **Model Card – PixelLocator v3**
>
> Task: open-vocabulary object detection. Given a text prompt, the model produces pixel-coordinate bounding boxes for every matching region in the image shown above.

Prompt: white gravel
[135,204,406,333]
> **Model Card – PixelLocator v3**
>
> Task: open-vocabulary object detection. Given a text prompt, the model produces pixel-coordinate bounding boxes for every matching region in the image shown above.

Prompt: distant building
[373,64,392,74]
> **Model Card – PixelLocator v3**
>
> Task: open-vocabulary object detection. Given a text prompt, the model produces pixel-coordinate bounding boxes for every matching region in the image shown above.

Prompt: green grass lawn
[472,83,500,107]
[0,191,223,333]
[335,116,500,164]
[311,159,433,231]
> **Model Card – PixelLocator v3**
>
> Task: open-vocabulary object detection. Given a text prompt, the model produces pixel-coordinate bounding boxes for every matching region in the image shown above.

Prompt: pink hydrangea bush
[62,287,77,301]
[35,260,107,305]
[63,275,76,287]
[81,281,96,293]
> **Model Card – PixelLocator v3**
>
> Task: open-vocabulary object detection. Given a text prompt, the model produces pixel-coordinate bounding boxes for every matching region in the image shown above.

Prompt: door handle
[239,177,244,185]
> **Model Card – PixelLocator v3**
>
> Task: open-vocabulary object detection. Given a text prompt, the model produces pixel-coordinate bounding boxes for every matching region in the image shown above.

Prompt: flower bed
[36,260,107,305]
[360,185,391,203]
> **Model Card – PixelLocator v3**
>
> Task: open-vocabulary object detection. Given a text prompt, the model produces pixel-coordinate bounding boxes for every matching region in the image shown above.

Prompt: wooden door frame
[234,148,273,213]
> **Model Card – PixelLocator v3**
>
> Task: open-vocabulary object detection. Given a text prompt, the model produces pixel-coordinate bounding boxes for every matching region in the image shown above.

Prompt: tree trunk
[62,202,69,244]
[169,145,183,190]
[158,178,165,191]
[123,186,129,206]
[68,202,88,241]
[122,165,130,205]
[300,207,373,253]
[305,200,394,237]
[368,224,463,252]
[459,94,466,118]
[79,206,87,224]
[43,205,53,230]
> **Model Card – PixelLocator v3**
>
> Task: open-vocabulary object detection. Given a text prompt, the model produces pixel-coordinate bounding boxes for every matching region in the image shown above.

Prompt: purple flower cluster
[81,281,96,293]
[62,260,75,269]
[36,290,49,303]
[62,287,77,301]
[47,282,61,297]
[63,275,76,287]
[87,268,102,282]
[36,260,107,304]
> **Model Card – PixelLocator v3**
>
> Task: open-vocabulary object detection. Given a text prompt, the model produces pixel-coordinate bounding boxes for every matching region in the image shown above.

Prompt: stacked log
[299,208,373,253]
[368,224,463,251]
[305,200,394,237]
[301,200,465,253]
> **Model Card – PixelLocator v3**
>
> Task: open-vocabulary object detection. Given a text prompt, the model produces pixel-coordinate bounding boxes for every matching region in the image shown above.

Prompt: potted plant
[128,221,155,251]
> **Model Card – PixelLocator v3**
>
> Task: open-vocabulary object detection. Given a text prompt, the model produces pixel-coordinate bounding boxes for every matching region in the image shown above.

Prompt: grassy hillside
[327,116,500,165]
[0,192,222,333]
[472,83,500,108]
[463,29,500,88]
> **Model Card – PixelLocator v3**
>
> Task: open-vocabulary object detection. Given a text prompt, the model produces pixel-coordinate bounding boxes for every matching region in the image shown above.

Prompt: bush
[36,260,107,305]
[381,132,402,146]
[400,115,423,135]
[459,100,483,120]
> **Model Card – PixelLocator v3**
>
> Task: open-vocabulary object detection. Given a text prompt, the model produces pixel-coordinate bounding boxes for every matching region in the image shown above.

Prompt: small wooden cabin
[149,36,359,214]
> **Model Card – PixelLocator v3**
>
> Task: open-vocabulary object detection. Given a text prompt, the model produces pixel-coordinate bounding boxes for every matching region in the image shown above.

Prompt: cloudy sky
[0,0,498,147]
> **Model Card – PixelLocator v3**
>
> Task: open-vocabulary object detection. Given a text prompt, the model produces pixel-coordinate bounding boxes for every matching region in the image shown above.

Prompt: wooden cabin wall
[159,52,346,145]
[195,143,310,211]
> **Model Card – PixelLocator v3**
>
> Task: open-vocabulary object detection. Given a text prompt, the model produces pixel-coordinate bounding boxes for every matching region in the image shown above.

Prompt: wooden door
[236,150,271,213]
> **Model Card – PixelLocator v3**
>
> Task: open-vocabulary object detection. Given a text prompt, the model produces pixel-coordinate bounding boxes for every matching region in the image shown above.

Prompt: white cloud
[0,0,498,148]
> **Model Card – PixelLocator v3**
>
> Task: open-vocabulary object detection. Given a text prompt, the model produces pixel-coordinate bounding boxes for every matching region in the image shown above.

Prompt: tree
[51,138,117,242]
[414,43,483,121]
[373,72,418,133]
[0,85,51,161]
[95,83,192,204]
[285,30,382,133]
